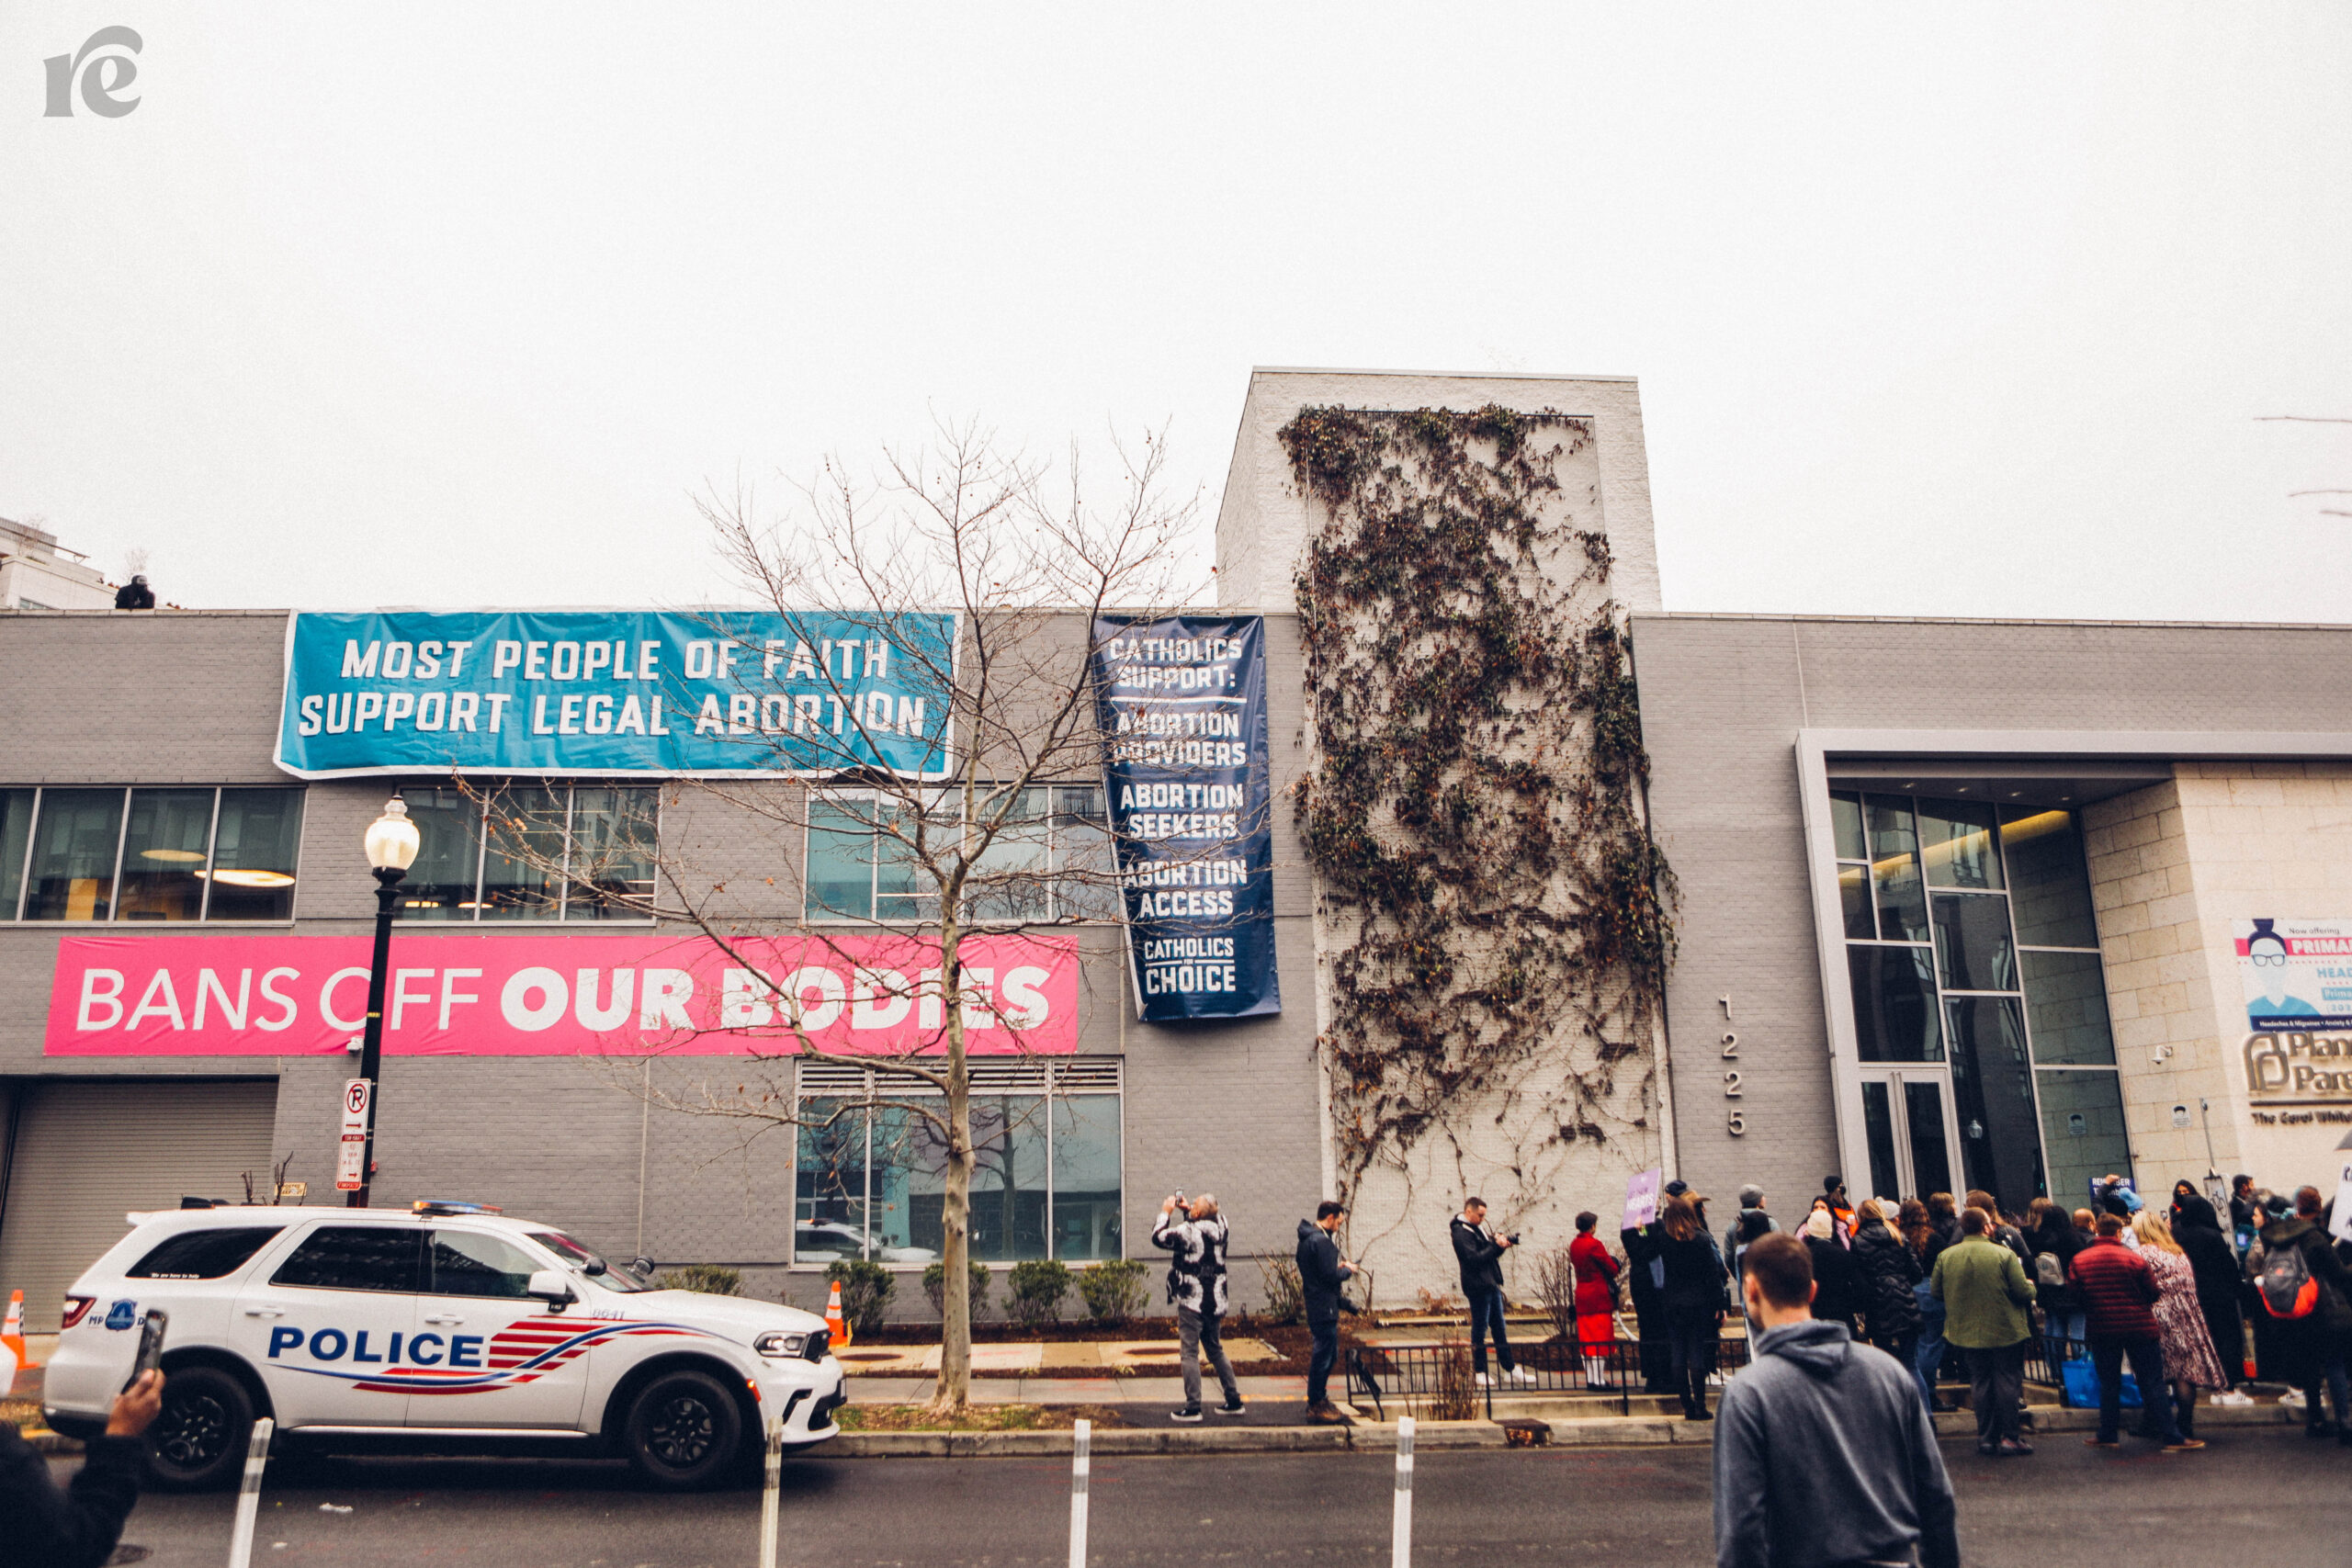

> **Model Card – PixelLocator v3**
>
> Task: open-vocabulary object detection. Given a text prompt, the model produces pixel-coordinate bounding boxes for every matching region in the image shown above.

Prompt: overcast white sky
[4,5,2349,620]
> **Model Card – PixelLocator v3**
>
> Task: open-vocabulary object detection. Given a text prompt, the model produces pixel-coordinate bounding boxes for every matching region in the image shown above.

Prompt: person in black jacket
[2256,1186,2352,1441]
[1451,1197,1530,1386]
[2171,1194,2246,1389]
[2028,1196,2086,1368]
[1851,1199,1923,1370]
[1622,1216,1673,1393]
[1802,1206,1861,1334]
[1657,1192,1728,1420]
[0,1368,161,1567]
[1296,1201,1358,1422]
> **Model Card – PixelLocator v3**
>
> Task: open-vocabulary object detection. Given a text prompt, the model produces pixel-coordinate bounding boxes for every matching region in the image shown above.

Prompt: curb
[825,1419,1507,1458]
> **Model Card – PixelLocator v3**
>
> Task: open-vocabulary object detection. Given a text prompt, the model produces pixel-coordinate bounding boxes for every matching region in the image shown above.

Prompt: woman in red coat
[1570,1210,1623,1389]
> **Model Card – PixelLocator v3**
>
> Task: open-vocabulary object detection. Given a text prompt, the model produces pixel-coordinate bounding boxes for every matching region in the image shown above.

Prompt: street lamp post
[350,795,421,1208]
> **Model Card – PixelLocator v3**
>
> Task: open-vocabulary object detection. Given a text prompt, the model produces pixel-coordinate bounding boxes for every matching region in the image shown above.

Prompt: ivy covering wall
[1280,404,1675,1214]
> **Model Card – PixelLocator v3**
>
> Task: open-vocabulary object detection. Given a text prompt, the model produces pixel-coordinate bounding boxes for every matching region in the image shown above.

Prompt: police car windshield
[527,1231,651,1292]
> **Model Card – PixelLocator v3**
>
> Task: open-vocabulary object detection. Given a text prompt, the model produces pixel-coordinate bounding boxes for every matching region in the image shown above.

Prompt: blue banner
[1092,615,1280,1022]
[276,610,956,778]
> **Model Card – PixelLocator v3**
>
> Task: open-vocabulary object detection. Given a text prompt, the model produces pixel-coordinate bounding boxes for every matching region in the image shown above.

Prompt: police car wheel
[145,1366,254,1492]
[623,1369,742,1490]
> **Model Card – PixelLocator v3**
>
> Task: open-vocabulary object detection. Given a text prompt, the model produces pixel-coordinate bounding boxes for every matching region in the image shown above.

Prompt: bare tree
[478,422,1208,1414]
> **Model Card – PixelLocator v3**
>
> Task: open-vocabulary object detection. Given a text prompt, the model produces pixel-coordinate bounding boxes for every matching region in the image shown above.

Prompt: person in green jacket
[1930,1206,2038,1456]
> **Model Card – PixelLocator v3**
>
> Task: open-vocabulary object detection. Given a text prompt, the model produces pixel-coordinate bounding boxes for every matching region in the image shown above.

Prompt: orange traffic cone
[2,1291,32,1375]
[824,1280,851,1348]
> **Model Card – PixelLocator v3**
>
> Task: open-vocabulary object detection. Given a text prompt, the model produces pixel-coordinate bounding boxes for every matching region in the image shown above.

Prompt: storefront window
[390,783,657,922]
[808,786,1116,924]
[22,788,125,920]
[7,787,309,923]
[1849,944,1943,1062]
[116,788,215,921]
[0,790,30,919]
[207,789,304,920]
[791,1066,1122,1266]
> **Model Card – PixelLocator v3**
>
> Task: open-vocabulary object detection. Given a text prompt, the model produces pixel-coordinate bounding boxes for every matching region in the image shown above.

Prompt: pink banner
[44,931,1079,1057]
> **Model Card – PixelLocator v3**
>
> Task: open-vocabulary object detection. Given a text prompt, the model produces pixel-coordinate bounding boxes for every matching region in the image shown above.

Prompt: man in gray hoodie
[1713,1232,1958,1568]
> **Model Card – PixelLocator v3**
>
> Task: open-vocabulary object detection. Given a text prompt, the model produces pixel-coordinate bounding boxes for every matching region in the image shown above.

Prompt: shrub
[1258,1257,1305,1326]
[824,1258,895,1337]
[922,1260,992,1322]
[1075,1258,1149,1325]
[1005,1258,1073,1329]
[654,1264,742,1296]
[1532,1243,1578,1344]
[1429,1337,1477,1421]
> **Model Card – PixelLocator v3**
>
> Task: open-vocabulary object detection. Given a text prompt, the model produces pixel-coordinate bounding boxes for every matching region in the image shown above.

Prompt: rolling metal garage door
[0,1080,277,1331]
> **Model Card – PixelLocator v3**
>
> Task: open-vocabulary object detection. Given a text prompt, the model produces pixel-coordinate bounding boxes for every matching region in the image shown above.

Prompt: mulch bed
[837,1402,1130,1431]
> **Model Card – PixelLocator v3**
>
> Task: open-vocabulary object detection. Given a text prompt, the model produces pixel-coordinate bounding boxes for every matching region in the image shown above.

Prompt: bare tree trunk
[929,761,978,1416]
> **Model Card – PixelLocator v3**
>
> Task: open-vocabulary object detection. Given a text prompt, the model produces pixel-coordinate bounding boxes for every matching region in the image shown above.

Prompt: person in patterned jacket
[1153,1193,1242,1421]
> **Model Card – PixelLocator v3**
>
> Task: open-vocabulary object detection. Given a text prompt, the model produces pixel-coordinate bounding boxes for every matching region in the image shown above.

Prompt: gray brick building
[5,369,2350,1333]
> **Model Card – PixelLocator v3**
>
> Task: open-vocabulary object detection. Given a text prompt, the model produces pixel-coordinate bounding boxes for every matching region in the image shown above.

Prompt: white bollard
[759,1415,785,1568]
[1068,1417,1091,1568]
[1391,1416,1414,1568]
[224,1417,274,1568]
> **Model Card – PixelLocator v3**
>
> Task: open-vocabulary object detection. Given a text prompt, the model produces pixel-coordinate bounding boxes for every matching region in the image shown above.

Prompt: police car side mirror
[526,1269,576,1310]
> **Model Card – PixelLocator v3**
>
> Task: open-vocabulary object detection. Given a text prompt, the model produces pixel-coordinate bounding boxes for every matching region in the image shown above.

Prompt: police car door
[232,1223,424,1430]
[414,1227,592,1429]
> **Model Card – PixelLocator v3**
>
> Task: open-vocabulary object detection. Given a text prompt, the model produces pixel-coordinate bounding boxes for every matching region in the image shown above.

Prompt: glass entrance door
[1858,1069,1959,1202]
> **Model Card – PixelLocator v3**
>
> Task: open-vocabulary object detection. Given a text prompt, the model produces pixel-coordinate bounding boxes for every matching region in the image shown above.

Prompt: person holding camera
[0,1369,163,1568]
[1297,1200,1360,1422]
[1452,1196,1534,1386]
[1154,1192,1243,1421]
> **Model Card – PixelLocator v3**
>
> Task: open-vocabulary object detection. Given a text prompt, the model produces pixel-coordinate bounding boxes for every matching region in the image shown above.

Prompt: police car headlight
[754,1330,810,1359]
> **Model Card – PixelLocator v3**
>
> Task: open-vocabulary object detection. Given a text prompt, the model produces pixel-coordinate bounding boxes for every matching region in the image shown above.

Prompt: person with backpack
[2069,1212,2200,1450]
[2250,1185,2352,1443]
[2028,1197,2086,1372]
[1152,1192,1242,1421]
[1803,1206,1862,1335]
[1724,1185,1778,1283]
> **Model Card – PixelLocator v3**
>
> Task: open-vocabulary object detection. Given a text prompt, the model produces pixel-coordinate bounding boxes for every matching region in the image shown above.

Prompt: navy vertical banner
[1092,615,1281,1022]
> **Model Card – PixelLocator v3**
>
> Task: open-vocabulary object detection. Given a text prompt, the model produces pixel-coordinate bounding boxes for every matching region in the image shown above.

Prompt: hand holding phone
[124,1307,167,1393]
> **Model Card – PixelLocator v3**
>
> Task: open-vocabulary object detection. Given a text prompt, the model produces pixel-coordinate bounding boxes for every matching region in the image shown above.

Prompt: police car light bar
[412,1200,504,1216]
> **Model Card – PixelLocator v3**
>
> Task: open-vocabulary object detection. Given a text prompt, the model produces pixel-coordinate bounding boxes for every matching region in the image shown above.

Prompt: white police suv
[43,1201,844,1490]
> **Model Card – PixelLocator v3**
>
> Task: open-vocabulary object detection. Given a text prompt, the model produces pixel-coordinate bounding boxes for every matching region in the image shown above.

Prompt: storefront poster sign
[2234,918,2352,1032]
[1091,615,1280,1022]
[276,609,956,779]
[1623,1168,1661,1230]
[44,931,1077,1057]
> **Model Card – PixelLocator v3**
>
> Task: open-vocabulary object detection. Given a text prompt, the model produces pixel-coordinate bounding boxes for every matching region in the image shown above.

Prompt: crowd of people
[1603,1169,2352,1454]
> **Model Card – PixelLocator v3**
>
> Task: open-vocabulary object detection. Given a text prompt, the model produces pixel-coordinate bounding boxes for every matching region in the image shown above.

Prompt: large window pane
[806,799,876,920]
[1052,1096,1122,1261]
[2002,807,2099,947]
[967,1096,1047,1262]
[1830,790,1866,861]
[1933,893,2017,993]
[1849,944,1943,1062]
[207,789,303,920]
[794,1098,868,1260]
[116,788,214,922]
[874,799,942,922]
[968,787,1052,922]
[567,785,657,919]
[1,788,39,919]
[1053,785,1119,921]
[1946,996,2043,1214]
[1904,1079,1955,1201]
[2022,950,2117,1065]
[399,788,481,920]
[1917,798,2003,890]
[870,1104,943,1262]
[24,788,123,920]
[1838,866,1873,940]
[424,1230,540,1297]
[479,785,565,919]
[1861,1081,1902,1208]
[1866,797,1929,942]
[2036,1069,2131,1205]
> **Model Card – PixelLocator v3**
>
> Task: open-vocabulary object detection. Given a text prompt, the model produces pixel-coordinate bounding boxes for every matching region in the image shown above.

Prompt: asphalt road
[78,1429,2352,1568]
